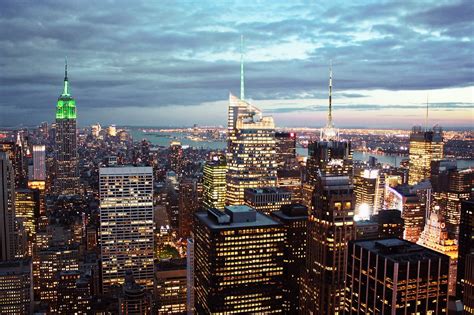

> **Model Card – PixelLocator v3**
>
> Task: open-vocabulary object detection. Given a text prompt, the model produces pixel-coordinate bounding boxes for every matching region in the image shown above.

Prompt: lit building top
[56,59,76,120]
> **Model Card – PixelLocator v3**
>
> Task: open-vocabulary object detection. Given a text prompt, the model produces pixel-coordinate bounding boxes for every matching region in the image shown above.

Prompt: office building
[457,200,474,299]
[277,169,303,203]
[417,209,458,295]
[0,140,27,189]
[408,125,443,185]
[226,46,277,205]
[464,254,474,314]
[355,219,379,240]
[300,175,355,314]
[154,258,187,314]
[178,177,201,239]
[271,204,307,314]
[99,167,154,292]
[57,270,82,314]
[54,60,79,195]
[169,141,183,174]
[194,206,285,313]
[202,156,227,210]
[345,238,449,314]
[275,131,297,170]
[386,185,425,243]
[14,189,39,256]
[354,169,384,221]
[0,258,33,314]
[32,145,46,180]
[0,152,18,261]
[244,187,292,215]
[186,238,195,315]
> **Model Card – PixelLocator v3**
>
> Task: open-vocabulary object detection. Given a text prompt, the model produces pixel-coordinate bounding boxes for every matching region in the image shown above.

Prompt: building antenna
[328,60,333,128]
[240,35,245,101]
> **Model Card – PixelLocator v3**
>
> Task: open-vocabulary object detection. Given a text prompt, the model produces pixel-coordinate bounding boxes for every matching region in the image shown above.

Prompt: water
[130,128,473,169]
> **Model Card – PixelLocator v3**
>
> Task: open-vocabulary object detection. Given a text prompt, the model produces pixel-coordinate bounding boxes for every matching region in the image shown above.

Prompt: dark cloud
[0,0,472,126]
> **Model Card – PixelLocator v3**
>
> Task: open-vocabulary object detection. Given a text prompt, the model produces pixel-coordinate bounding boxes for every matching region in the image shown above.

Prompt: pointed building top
[321,60,338,141]
[62,57,70,96]
[240,35,245,101]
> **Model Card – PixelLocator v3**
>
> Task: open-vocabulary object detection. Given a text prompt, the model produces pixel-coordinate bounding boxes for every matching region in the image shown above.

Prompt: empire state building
[54,60,79,195]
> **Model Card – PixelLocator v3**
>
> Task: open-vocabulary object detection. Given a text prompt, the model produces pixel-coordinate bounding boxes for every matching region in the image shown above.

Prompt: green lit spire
[56,58,76,120]
[240,35,245,101]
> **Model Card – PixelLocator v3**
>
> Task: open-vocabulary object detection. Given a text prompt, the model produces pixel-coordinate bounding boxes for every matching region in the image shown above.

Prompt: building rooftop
[271,204,308,221]
[245,187,291,195]
[352,238,450,263]
[196,206,281,231]
[99,166,152,175]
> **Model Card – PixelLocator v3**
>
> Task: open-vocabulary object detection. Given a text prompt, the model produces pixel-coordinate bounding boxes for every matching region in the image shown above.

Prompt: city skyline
[1,1,473,128]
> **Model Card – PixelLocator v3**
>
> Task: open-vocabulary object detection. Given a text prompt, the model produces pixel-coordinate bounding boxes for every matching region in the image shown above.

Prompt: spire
[240,35,245,101]
[63,57,69,96]
[328,60,333,128]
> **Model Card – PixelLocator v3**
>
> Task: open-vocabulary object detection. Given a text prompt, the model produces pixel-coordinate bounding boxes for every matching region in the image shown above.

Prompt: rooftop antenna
[328,59,333,128]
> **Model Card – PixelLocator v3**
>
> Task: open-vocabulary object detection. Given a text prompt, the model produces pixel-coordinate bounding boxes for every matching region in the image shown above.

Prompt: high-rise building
[244,187,292,215]
[353,169,384,221]
[0,141,26,189]
[14,189,39,256]
[169,141,183,174]
[226,43,277,205]
[54,60,79,195]
[386,185,425,243]
[277,169,302,203]
[178,177,201,239]
[417,208,458,295]
[354,219,379,240]
[300,175,355,314]
[202,156,227,210]
[457,200,474,299]
[300,64,355,315]
[345,238,449,314]
[57,270,81,314]
[154,258,187,314]
[194,206,285,313]
[119,271,151,315]
[186,237,195,315]
[0,152,18,261]
[275,131,297,170]
[0,258,33,314]
[99,167,154,292]
[27,180,46,216]
[32,145,46,181]
[408,125,443,185]
[271,204,307,314]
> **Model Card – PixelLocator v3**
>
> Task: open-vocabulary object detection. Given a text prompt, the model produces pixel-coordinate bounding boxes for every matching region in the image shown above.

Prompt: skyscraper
[154,258,187,314]
[202,156,227,210]
[300,64,355,314]
[54,60,79,195]
[119,271,152,315]
[99,167,154,292]
[14,188,39,256]
[169,141,183,174]
[275,131,297,170]
[345,238,449,314]
[408,125,443,185]
[226,39,277,205]
[0,258,33,314]
[353,168,384,221]
[32,145,46,181]
[0,152,17,261]
[194,206,285,313]
[271,204,307,314]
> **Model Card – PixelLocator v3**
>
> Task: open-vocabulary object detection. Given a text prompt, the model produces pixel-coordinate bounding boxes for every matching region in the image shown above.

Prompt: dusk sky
[1,0,473,128]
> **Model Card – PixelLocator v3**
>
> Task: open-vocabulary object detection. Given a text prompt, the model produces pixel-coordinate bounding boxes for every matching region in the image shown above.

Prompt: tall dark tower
[300,64,355,314]
[54,59,79,195]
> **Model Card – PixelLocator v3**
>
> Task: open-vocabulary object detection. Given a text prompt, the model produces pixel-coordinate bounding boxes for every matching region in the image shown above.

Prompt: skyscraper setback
[54,60,79,195]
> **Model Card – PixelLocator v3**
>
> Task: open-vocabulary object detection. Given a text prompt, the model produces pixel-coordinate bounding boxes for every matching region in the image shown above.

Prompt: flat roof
[195,210,282,231]
[99,166,152,175]
[352,238,449,263]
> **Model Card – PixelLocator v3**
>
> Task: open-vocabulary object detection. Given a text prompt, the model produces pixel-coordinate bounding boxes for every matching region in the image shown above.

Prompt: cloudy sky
[1,0,473,128]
